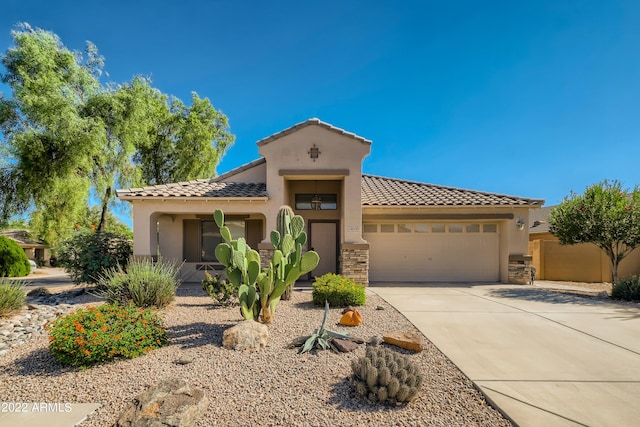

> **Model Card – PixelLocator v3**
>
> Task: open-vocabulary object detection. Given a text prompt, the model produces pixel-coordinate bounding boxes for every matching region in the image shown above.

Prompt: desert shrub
[96,258,181,309]
[312,273,366,307]
[202,271,237,305]
[56,230,132,285]
[0,236,30,277]
[49,303,167,368]
[36,258,46,267]
[350,346,423,406]
[0,280,26,317]
[612,276,640,301]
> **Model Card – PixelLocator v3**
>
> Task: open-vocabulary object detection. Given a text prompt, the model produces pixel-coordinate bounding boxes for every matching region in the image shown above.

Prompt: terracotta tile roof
[116,180,268,199]
[256,118,372,146]
[361,175,544,207]
[117,170,543,207]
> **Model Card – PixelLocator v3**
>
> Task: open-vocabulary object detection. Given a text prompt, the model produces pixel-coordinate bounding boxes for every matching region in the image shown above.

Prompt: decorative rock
[176,356,194,365]
[0,291,83,355]
[287,336,309,349]
[342,306,357,314]
[27,287,50,297]
[351,336,365,344]
[332,338,359,353]
[222,320,269,352]
[375,305,385,310]
[367,335,384,347]
[115,378,207,427]
[383,331,423,352]
[339,308,362,326]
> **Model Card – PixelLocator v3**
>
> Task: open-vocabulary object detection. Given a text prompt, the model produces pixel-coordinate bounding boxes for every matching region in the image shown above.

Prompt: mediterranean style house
[117,118,544,284]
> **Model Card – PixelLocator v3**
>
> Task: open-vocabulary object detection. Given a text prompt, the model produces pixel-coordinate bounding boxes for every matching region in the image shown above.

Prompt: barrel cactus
[350,346,423,405]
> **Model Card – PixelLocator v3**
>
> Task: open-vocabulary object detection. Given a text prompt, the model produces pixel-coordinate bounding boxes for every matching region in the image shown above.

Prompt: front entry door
[309,222,338,278]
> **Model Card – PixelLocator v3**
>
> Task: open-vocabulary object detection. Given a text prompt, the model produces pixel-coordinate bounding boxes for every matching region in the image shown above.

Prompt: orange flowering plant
[48,304,167,368]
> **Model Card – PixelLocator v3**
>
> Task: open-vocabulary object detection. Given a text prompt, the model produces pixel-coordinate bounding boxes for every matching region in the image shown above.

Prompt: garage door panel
[365,225,499,282]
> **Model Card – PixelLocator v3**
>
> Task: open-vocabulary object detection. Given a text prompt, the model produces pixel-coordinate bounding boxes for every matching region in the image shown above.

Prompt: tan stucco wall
[219,161,266,183]
[529,233,640,282]
[258,125,370,243]
[129,199,269,257]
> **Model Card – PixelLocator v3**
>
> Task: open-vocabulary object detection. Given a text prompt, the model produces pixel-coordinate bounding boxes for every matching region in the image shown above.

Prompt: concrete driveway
[370,284,640,427]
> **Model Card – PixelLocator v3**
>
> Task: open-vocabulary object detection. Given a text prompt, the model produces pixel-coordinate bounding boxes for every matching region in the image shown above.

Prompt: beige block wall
[529,236,640,282]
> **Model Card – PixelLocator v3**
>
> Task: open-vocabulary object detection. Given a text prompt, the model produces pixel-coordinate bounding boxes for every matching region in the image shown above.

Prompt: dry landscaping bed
[0,287,512,426]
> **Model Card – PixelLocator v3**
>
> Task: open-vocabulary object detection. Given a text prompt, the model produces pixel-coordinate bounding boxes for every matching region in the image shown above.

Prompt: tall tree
[133,86,234,185]
[0,24,233,242]
[549,180,640,284]
[0,24,99,243]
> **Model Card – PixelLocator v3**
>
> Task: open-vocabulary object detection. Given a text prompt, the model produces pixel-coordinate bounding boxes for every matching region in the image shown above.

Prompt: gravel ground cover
[0,287,512,427]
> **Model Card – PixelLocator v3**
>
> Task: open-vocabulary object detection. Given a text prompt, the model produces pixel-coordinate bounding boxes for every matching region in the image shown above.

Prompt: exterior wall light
[516,217,525,231]
[308,144,320,161]
[311,194,322,210]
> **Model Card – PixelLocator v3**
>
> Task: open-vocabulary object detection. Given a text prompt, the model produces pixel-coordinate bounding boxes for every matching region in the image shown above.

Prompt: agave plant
[297,301,351,354]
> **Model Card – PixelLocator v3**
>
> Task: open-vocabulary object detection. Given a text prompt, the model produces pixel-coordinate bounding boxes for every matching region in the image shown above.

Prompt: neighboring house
[117,118,543,284]
[529,206,640,282]
[0,229,50,263]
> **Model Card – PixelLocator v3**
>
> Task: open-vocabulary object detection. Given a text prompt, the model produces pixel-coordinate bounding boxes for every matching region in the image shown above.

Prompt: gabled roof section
[362,175,544,207]
[116,180,267,199]
[256,118,372,146]
[211,158,266,182]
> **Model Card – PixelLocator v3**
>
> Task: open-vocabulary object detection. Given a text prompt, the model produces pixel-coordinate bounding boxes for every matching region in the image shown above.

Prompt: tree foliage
[0,235,30,277]
[56,230,133,285]
[0,23,233,243]
[549,180,640,283]
[132,83,234,185]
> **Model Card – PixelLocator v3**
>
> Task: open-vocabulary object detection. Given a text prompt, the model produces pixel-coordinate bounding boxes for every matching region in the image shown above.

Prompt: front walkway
[370,284,640,427]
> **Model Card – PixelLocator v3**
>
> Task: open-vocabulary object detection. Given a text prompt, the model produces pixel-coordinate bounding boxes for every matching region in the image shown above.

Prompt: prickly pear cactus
[350,346,423,406]
[273,205,312,301]
[213,208,319,324]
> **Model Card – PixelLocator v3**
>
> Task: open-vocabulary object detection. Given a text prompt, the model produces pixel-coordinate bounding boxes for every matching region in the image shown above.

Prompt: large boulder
[114,378,207,427]
[383,331,423,352]
[222,319,269,351]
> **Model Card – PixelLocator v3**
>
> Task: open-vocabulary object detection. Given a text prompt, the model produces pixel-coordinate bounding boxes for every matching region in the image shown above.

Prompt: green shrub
[49,303,167,368]
[312,273,366,307]
[56,230,132,284]
[612,276,640,301]
[96,258,181,309]
[0,236,30,277]
[0,279,26,317]
[202,271,237,305]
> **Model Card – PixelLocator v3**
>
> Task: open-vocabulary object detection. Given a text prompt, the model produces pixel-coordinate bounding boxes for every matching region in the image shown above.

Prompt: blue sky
[2,0,640,216]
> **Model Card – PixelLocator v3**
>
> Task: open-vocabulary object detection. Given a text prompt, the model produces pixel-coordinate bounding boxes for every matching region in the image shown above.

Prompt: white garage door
[364,222,499,282]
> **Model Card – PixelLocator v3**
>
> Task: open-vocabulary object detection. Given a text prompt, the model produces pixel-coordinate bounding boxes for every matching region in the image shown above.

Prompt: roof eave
[117,196,269,202]
[362,202,545,208]
[256,118,372,147]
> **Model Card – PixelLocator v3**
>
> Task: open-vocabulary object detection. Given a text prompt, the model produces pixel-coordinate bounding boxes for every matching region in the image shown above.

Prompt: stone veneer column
[257,243,275,269]
[340,243,369,286]
[508,254,533,285]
